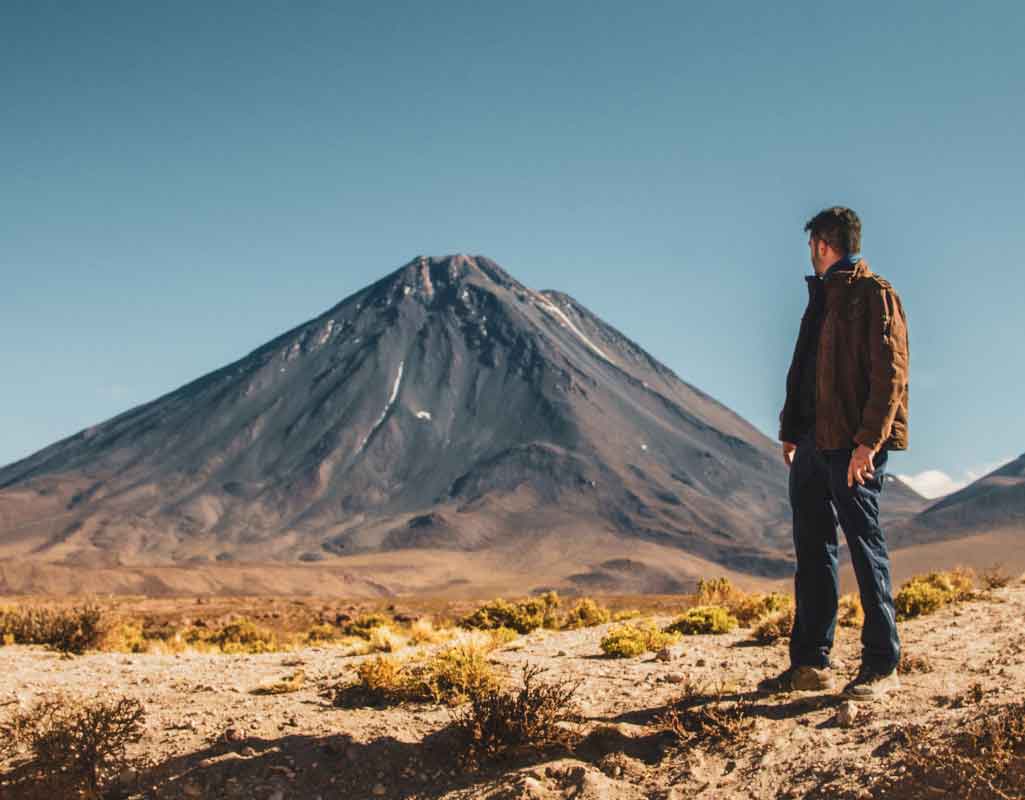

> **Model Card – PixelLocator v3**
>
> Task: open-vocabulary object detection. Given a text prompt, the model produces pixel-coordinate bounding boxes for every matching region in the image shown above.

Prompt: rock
[372,784,387,796]
[655,646,682,662]
[223,726,246,742]
[836,700,859,728]
[181,781,203,797]
[269,791,284,800]
[663,672,687,684]
[241,746,257,757]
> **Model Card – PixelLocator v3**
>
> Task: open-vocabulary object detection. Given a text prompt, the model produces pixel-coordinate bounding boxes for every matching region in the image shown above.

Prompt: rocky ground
[3,580,1025,799]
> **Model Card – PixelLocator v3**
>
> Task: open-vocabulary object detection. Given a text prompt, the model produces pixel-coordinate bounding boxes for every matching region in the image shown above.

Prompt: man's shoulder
[854,266,900,298]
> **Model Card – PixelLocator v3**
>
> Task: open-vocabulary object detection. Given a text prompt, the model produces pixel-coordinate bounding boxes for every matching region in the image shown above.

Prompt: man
[759,206,910,701]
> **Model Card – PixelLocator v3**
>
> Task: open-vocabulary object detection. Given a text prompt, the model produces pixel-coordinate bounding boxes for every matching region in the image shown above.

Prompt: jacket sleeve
[854,283,909,451]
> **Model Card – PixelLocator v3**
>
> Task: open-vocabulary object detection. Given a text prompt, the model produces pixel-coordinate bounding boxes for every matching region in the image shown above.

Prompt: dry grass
[0,693,145,799]
[453,665,581,769]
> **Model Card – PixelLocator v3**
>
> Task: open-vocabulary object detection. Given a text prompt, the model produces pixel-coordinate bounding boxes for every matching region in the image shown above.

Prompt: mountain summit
[2,254,817,593]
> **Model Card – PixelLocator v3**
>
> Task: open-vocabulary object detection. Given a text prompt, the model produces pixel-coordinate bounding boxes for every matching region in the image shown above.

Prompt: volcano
[1,254,920,595]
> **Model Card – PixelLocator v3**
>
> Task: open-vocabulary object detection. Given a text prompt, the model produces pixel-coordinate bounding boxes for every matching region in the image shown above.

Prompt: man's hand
[782,441,797,468]
[847,444,877,487]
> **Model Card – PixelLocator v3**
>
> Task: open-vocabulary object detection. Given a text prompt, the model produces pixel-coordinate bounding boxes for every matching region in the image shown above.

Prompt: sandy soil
[3,581,1025,799]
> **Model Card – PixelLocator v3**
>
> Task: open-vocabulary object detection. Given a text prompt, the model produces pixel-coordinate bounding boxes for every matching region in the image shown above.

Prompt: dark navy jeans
[788,432,901,674]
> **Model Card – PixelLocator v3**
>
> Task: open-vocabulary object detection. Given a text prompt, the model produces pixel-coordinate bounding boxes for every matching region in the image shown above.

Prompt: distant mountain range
[8,253,1006,597]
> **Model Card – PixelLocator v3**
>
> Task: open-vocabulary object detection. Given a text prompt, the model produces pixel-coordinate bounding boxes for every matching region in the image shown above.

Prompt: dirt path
[3,582,1025,799]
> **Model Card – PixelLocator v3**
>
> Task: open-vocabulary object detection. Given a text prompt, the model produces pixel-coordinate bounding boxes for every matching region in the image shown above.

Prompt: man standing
[759,207,910,701]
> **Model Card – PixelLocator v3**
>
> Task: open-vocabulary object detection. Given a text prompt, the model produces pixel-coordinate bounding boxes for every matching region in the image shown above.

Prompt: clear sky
[3,1,1022,498]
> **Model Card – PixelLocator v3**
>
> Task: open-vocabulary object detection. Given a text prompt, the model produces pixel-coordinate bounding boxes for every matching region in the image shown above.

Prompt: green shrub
[560,598,611,629]
[460,591,561,634]
[206,618,278,653]
[665,605,738,636]
[896,570,975,620]
[600,622,678,658]
[340,613,392,639]
[750,608,794,644]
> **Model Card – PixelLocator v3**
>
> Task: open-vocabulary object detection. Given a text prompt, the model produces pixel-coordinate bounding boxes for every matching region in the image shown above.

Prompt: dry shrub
[0,603,108,654]
[305,623,341,643]
[693,578,792,627]
[898,650,934,675]
[251,669,305,695]
[415,636,501,703]
[460,591,561,634]
[368,624,409,653]
[408,617,454,645]
[611,608,641,622]
[332,634,502,707]
[665,605,738,636]
[661,679,754,748]
[981,565,1012,591]
[895,569,975,620]
[729,592,792,626]
[0,693,145,799]
[560,598,611,629]
[871,701,1025,798]
[838,593,864,628]
[600,622,678,658]
[340,613,392,639]
[751,607,795,644]
[453,665,581,768]
[203,618,279,653]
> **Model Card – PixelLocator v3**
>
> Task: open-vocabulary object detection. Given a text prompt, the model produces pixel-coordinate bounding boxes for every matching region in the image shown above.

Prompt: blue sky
[3,1,1022,498]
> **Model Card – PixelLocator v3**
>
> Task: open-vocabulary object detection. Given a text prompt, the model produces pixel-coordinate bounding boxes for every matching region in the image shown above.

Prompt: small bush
[332,634,503,707]
[895,570,975,620]
[414,637,501,703]
[751,608,794,644]
[0,693,145,798]
[837,593,864,628]
[460,592,561,634]
[340,613,392,639]
[368,624,409,653]
[981,565,1011,590]
[0,603,108,654]
[694,577,736,607]
[665,605,738,636]
[408,618,453,645]
[730,592,792,626]
[661,679,754,748]
[600,622,678,658]
[206,618,279,653]
[453,665,581,768]
[559,598,611,629]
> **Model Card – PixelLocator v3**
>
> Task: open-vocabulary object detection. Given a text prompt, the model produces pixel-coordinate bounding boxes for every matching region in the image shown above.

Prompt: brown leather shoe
[842,666,900,702]
[757,665,835,693]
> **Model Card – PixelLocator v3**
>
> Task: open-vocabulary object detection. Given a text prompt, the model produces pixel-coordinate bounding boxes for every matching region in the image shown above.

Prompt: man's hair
[804,207,861,254]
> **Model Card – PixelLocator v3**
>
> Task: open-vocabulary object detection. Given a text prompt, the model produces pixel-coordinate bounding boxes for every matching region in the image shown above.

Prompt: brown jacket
[779,259,909,452]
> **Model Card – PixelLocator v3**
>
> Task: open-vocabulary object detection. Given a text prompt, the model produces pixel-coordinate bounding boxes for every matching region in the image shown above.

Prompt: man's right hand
[782,441,797,468]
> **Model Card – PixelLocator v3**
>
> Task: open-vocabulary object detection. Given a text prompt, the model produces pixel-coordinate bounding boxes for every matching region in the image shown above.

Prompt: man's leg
[788,435,841,670]
[826,448,901,676]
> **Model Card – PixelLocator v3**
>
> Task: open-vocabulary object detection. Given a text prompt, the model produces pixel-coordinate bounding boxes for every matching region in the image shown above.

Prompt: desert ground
[3,572,1025,799]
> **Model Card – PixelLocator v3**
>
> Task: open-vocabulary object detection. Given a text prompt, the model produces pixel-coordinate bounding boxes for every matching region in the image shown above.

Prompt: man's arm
[853,282,909,452]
